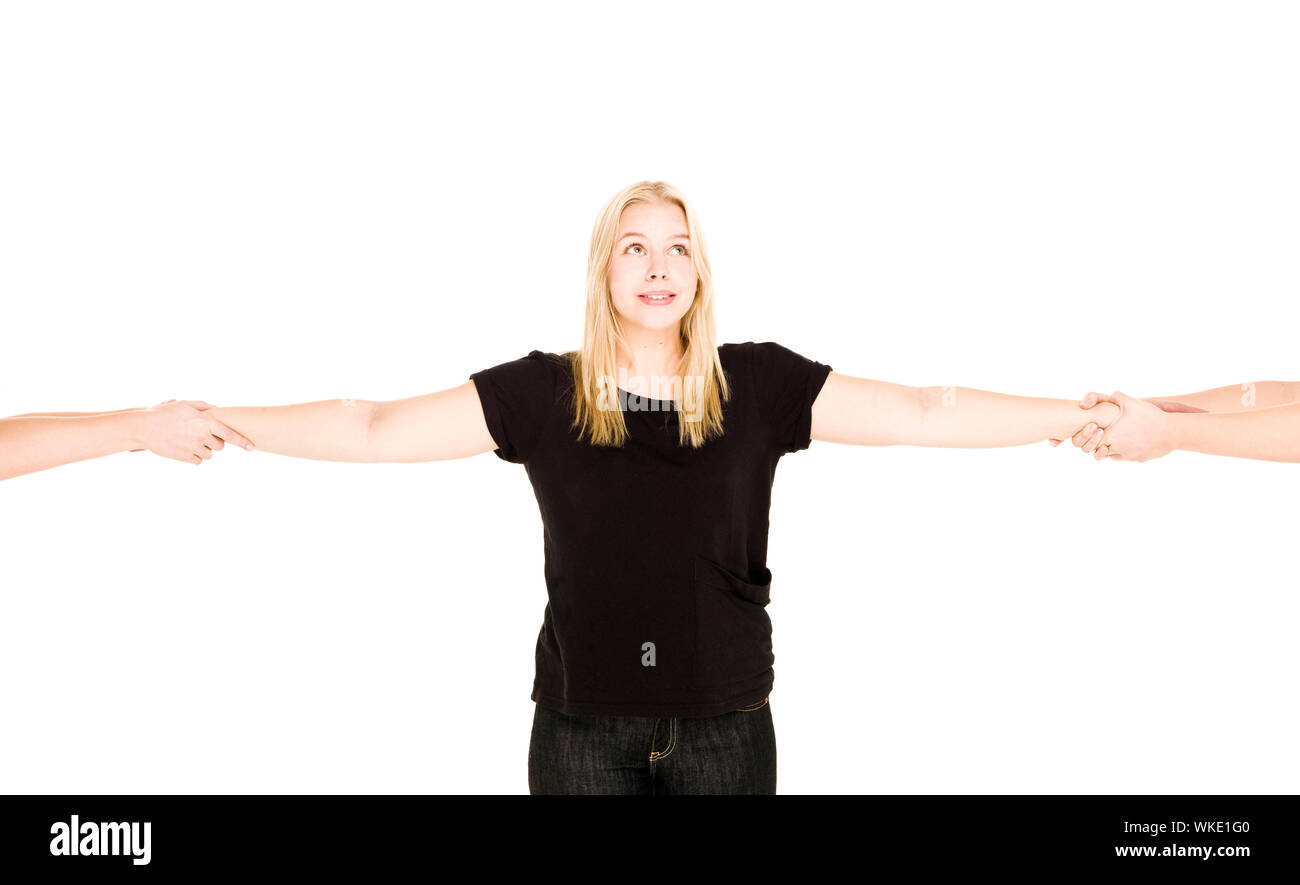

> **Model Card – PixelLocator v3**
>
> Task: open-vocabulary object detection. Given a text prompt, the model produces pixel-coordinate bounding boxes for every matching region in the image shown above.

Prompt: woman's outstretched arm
[204,380,499,463]
[809,372,1118,448]
[9,408,143,417]
[0,400,253,481]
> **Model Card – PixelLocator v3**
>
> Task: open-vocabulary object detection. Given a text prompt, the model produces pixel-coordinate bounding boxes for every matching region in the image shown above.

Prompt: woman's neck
[616,331,683,399]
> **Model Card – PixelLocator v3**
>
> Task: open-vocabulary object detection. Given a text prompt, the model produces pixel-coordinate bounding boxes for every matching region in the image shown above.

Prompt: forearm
[8,408,142,418]
[1148,381,1297,412]
[907,386,1116,448]
[206,399,377,462]
[0,412,147,481]
[1169,404,1300,462]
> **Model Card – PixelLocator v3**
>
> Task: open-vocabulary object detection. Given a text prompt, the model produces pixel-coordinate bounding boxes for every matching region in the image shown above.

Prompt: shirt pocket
[693,555,774,689]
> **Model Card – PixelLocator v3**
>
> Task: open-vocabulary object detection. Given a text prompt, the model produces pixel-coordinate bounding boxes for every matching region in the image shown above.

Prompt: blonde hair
[560,180,731,448]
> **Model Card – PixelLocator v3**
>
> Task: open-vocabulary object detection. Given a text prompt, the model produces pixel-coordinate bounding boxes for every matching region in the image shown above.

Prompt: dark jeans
[528,696,776,795]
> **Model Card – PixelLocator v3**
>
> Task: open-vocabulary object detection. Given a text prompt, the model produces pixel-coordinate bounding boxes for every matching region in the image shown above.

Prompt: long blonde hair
[561,180,731,448]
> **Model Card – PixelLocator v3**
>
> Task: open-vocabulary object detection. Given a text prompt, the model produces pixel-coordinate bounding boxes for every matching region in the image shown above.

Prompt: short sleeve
[469,350,559,463]
[749,341,833,455]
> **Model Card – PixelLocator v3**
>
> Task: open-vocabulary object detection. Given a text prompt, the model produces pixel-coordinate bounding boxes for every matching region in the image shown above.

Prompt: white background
[1,0,1296,794]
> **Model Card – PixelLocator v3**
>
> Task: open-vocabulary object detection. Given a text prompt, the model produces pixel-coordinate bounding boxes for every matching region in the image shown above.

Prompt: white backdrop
[1,0,1296,794]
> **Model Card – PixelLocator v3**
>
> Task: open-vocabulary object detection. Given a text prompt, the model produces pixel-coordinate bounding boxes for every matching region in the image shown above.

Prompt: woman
[0,400,252,481]
[201,180,1116,794]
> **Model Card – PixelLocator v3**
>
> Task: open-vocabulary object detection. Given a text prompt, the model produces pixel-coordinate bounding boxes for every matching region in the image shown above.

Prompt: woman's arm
[205,380,498,463]
[1077,391,1300,463]
[8,408,142,417]
[810,372,1118,448]
[0,400,252,481]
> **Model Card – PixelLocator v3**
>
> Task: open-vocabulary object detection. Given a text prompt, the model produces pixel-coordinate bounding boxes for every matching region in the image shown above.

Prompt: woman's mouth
[638,292,676,306]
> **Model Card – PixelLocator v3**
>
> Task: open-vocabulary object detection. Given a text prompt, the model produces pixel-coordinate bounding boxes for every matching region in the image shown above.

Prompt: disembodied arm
[1062,381,1300,453]
[0,400,253,481]
[1074,391,1300,463]
[1141,380,1298,413]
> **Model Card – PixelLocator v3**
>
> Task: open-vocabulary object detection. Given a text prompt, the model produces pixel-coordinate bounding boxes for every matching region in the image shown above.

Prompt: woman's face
[607,199,697,335]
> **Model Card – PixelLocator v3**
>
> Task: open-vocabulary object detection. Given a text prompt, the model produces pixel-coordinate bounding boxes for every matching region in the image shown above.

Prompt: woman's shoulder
[500,349,580,383]
[722,340,828,365]
[718,342,793,376]
[718,341,834,397]
[472,349,573,402]
[523,348,572,364]
[717,341,759,360]
[717,340,803,367]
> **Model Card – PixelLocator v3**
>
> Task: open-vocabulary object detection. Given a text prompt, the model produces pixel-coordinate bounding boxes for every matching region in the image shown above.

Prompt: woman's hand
[134,400,255,465]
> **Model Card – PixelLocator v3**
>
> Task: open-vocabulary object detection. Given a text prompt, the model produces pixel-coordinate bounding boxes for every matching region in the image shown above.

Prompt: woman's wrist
[1056,400,1116,440]
[122,409,151,451]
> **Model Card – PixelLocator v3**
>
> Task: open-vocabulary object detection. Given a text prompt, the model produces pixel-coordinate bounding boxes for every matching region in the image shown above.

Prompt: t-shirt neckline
[616,387,679,408]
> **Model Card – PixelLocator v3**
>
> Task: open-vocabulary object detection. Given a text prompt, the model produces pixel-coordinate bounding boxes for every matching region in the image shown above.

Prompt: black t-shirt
[469,341,833,718]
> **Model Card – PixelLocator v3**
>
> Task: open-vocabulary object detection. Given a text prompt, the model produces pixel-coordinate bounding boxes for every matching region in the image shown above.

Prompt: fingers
[167,432,243,467]
[205,418,254,451]
[1048,438,1061,446]
[177,448,209,465]
[1066,410,1118,460]
[1080,391,1119,409]
[148,411,251,464]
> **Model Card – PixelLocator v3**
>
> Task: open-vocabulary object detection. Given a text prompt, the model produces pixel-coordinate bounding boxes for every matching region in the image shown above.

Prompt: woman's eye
[625,244,689,255]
